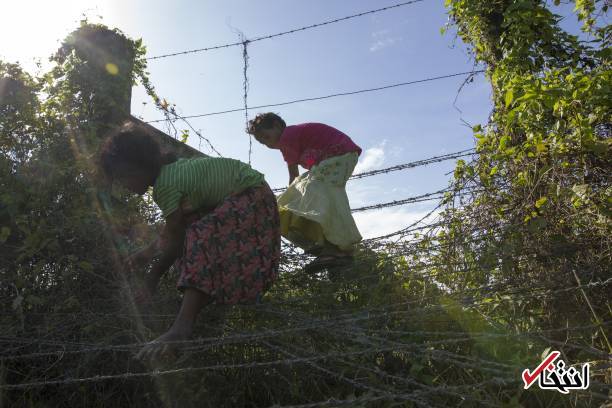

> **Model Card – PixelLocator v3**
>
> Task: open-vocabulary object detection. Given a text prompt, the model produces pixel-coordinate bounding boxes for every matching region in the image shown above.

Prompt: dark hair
[247,112,286,134]
[99,122,175,180]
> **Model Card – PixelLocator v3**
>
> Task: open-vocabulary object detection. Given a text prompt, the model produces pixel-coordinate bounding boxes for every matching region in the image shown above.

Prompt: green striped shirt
[153,157,265,218]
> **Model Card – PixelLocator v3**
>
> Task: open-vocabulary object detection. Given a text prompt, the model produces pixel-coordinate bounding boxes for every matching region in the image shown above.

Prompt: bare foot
[136,288,210,363]
[136,325,192,363]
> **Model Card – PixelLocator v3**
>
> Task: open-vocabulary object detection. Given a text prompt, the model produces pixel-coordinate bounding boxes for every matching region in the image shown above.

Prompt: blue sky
[1,0,588,238]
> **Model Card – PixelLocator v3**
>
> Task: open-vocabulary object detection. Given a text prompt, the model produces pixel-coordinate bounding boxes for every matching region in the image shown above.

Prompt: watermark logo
[522,350,589,394]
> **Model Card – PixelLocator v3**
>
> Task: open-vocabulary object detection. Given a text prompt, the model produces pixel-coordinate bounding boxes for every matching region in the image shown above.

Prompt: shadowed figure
[99,122,281,361]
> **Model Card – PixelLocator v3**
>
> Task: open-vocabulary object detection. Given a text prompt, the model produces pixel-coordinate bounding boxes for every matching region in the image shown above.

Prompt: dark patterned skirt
[174,183,280,304]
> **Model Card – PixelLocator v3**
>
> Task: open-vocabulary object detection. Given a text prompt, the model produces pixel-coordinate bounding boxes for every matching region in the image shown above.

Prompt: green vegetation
[1,1,610,406]
[440,0,610,354]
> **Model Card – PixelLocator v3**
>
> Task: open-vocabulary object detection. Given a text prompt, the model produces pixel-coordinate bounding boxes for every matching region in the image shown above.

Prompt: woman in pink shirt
[248,112,362,267]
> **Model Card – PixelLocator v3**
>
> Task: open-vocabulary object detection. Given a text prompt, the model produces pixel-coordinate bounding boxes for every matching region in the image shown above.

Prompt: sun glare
[1,0,105,71]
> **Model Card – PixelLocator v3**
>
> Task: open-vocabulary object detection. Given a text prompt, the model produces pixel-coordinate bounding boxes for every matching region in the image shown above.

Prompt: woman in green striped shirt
[99,122,280,360]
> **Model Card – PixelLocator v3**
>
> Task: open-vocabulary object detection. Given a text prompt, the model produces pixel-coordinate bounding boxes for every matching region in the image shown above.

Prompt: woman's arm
[145,209,186,292]
[288,163,299,185]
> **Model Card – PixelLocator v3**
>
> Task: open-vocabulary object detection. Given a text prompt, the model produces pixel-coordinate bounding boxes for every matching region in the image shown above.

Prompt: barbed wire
[146,1,426,60]
[271,149,475,193]
[261,340,431,407]
[5,70,606,408]
[4,217,604,338]
[269,258,612,309]
[240,37,252,164]
[3,278,609,352]
[4,317,608,392]
[271,382,612,408]
[280,214,608,274]
[366,202,445,242]
[0,340,507,391]
[2,303,608,394]
[350,189,448,212]
[151,105,224,157]
[11,326,608,400]
[333,355,509,407]
[328,331,514,375]
[2,3,608,407]
[2,286,609,362]
[271,319,527,373]
[146,71,484,123]
[352,149,475,179]
[4,214,604,351]
[270,394,431,408]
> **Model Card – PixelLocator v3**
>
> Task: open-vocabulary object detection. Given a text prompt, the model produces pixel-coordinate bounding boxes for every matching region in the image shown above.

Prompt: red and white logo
[523,350,589,394]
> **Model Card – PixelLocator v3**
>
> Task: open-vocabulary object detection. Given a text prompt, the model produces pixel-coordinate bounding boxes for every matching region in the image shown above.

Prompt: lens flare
[105,63,119,75]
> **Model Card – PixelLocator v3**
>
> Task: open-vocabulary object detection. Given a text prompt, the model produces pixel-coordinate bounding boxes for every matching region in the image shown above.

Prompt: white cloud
[347,182,382,207]
[371,29,391,37]
[353,207,441,240]
[354,142,386,173]
[369,29,403,52]
[369,38,401,52]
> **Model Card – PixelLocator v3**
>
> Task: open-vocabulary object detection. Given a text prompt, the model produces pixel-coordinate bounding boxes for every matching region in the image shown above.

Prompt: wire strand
[145,71,485,123]
[146,0,426,60]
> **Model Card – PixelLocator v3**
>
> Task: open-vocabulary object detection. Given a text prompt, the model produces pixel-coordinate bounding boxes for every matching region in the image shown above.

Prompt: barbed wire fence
[2,184,609,400]
[1,1,610,407]
[144,71,485,124]
[145,0,426,61]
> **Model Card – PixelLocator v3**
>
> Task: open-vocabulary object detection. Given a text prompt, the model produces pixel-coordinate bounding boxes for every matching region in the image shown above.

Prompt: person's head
[99,122,171,194]
[247,112,286,149]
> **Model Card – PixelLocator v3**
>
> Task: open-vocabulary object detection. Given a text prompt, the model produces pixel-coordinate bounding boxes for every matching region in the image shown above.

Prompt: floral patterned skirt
[174,183,280,304]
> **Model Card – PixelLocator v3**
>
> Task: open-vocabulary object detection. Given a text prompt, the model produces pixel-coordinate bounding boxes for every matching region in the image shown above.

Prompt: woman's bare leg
[137,288,211,361]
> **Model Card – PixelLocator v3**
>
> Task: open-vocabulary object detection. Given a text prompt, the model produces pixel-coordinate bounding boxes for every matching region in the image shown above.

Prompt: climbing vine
[438,0,610,361]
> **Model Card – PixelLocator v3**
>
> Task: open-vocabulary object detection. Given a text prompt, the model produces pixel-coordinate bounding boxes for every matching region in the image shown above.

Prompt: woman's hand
[132,209,185,303]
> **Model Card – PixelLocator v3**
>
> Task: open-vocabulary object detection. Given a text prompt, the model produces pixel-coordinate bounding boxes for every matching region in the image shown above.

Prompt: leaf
[505,89,514,108]
[180,129,189,144]
[535,196,548,209]
[499,135,510,151]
